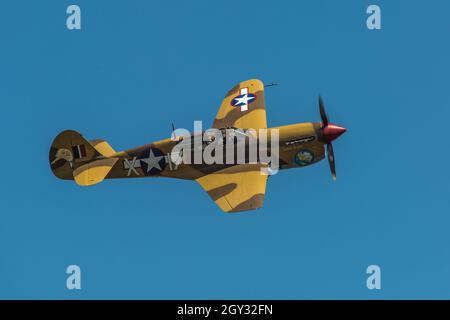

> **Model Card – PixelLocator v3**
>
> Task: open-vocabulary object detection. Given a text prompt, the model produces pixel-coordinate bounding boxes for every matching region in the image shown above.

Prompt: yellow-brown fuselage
[105,122,326,181]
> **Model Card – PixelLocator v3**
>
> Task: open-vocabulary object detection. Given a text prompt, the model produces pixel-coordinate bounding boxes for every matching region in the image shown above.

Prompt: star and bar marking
[123,148,167,176]
[231,87,256,112]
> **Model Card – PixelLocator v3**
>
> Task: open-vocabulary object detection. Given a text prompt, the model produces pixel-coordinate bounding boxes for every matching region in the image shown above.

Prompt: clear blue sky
[1,0,450,299]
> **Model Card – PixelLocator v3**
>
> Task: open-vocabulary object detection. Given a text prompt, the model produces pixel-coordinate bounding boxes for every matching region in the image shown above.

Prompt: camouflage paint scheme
[49,79,334,213]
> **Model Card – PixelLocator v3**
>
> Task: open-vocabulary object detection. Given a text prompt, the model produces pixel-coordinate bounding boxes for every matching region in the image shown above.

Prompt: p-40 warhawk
[50,79,346,213]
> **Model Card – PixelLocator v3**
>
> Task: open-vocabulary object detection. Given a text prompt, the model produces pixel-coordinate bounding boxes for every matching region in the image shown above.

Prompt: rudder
[49,130,100,180]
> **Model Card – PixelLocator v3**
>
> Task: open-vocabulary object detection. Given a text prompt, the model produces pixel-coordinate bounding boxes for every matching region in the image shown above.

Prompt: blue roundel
[231,93,256,107]
[139,147,167,175]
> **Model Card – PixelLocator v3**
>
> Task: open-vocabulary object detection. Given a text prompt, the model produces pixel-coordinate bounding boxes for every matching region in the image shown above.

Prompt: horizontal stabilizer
[73,158,118,186]
[90,139,117,157]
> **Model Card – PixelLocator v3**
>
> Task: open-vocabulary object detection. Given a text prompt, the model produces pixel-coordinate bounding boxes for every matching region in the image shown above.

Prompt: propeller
[318,96,346,181]
[327,142,336,181]
[319,96,328,127]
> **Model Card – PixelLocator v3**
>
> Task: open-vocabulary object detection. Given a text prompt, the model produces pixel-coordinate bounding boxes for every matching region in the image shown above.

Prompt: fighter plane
[49,79,346,213]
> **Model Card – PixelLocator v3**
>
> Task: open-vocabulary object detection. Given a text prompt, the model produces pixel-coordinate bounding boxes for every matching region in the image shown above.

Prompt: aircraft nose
[321,124,346,143]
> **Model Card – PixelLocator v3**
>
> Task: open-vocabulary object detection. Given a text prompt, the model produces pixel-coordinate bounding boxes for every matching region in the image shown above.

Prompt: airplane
[49,79,346,213]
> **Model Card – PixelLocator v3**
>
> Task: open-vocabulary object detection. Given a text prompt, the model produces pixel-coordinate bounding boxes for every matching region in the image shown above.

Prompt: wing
[212,79,267,129]
[196,164,268,213]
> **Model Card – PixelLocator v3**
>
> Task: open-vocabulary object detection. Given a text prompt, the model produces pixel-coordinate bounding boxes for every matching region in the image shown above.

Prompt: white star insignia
[236,94,255,105]
[141,149,164,172]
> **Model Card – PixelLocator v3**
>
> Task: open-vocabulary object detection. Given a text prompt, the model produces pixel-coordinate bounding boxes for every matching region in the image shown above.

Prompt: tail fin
[49,130,100,180]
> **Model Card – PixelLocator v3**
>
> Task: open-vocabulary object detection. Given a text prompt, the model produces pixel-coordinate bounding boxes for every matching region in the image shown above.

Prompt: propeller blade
[327,143,336,181]
[319,95,328,128]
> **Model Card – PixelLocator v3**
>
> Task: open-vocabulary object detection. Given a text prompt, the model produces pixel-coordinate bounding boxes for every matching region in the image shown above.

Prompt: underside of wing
[212,79,267,130]
[196,164,268,213]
